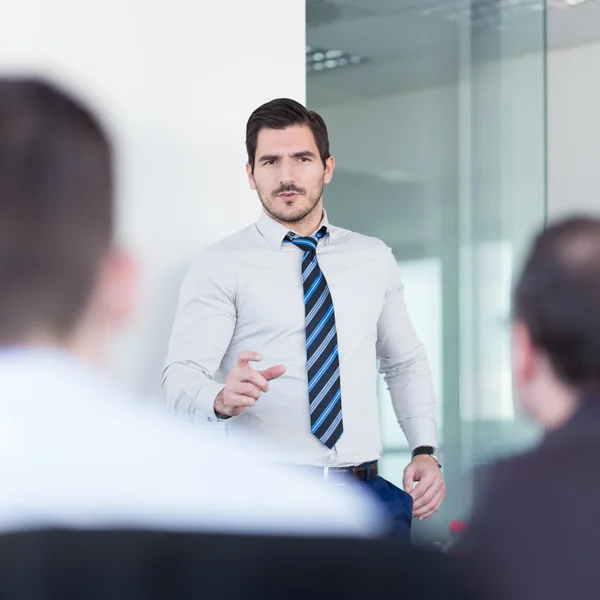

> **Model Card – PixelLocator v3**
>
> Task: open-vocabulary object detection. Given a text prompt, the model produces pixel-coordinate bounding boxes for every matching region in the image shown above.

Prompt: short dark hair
[0,78,113,343]
[245,98,330,172]
[514,216,600,395]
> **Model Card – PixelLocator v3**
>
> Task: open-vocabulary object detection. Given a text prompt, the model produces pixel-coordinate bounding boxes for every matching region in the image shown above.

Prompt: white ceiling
[307,0,600,106]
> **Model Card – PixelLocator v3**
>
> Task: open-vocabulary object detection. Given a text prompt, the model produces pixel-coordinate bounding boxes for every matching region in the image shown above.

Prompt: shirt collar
[256,209,332,250]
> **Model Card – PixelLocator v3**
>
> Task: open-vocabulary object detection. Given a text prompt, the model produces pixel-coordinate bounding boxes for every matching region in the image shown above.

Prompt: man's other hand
[403,455,446,520]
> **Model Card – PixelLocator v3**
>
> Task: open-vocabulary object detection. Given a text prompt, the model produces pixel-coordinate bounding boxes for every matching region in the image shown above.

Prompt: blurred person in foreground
[466,216,600,600]
[0,78,382,537]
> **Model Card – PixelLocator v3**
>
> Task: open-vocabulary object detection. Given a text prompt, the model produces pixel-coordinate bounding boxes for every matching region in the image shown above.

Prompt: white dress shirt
[0,347,382,536]
[163,211,438,467]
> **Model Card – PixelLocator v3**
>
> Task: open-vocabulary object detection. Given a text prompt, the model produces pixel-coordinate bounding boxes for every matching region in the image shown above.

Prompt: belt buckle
[323,466,347,486]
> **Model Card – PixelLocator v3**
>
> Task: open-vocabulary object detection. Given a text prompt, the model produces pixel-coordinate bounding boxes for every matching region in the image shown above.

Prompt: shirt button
[207,417,213,422]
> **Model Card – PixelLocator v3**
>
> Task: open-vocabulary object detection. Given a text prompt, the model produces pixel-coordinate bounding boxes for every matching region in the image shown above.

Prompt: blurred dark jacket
[0,529,473,600]
[465,399,600,600]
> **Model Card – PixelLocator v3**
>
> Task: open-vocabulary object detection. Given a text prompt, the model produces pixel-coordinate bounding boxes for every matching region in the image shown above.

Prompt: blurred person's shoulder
[466,418,600,600]
[476,403,600,510]
[467,419,600,553]
[132,405,386,537]
[471,444,567,524]
[0,349,383,537]
[70,383,387,538]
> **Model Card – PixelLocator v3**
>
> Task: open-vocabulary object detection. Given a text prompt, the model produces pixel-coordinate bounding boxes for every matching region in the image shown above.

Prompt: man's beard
[257,180,324,224]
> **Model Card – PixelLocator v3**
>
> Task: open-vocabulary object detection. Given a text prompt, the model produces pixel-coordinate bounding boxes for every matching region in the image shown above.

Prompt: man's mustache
[273,184,306,196]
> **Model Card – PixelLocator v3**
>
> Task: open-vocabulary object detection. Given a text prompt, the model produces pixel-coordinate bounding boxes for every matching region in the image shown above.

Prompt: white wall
[547,41,600,220]
[0,0,306,398]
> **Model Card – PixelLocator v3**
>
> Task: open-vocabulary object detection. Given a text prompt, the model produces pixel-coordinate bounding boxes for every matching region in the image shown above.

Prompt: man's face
[246,124,334,224]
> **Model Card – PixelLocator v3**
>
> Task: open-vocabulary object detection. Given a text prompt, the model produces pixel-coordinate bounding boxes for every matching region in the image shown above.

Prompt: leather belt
[318,460,378,483]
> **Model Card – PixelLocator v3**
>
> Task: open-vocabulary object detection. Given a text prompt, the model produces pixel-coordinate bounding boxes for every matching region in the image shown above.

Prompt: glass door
[306,0,547,542]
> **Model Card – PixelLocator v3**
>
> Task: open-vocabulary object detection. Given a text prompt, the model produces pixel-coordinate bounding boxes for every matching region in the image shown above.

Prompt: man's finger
[222,393,254,413]
[259,365,286,382]
[410,472,436,501]
[235,383,261,400]
[226,399,248,416]
[229,392,257,409]
[236,351,262,369]
[414,500,438,518]
[240,370,269,393]
[412,482,441,511]
[414,495,443,519]
[403,465,416,493]
[417,508,438,521]
[414,489,444,517]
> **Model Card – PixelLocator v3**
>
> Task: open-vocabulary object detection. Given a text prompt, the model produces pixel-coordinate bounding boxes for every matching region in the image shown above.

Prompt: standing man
[163,98,446,534]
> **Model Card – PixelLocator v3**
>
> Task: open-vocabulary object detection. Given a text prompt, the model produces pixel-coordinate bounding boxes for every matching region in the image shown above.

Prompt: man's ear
[95,246,138,329]
[512,319,535,387]
[323,155,335,185]
[246,162,257,191]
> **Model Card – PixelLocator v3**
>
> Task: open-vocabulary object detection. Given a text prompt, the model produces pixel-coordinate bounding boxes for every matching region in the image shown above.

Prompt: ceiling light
[548,0,593,5]
[306,47,368,73]
[412,0,559,24]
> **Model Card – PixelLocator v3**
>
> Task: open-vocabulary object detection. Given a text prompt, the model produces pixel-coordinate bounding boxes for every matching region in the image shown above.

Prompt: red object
[449,520,468,535]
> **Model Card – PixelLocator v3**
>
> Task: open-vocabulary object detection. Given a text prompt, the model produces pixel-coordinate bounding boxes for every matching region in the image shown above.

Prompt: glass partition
[306,0,547,542]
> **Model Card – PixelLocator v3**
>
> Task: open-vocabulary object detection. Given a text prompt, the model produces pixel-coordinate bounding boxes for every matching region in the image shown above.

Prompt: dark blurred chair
[0,529,473,599]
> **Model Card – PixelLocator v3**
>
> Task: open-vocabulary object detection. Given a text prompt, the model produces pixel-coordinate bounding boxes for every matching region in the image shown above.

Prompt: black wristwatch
[411,445,442,468]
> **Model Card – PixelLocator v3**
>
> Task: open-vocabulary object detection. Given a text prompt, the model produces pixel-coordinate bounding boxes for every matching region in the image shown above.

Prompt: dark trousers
[363,476,413,539]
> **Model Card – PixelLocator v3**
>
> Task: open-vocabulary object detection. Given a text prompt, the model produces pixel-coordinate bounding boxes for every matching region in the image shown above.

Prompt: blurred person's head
[245,98,335,228]
[512,216,600,429]
[0,78,135,362]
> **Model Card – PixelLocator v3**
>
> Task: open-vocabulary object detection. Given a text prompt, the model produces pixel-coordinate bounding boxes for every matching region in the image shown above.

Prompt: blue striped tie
[286,226,343,449]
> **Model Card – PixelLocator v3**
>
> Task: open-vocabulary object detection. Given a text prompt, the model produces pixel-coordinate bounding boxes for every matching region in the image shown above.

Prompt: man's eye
[299,157,310,162]
[264,160,275,165]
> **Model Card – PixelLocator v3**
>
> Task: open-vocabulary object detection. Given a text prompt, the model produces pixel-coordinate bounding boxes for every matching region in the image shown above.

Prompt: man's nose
[278,158,296,184]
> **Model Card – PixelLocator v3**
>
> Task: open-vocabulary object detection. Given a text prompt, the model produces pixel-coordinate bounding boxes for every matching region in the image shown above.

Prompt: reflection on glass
[306,0,546,542]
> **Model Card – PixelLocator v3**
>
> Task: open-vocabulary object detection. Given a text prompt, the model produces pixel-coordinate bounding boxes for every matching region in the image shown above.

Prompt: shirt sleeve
[161,250,236,424]
[376,247,439,450]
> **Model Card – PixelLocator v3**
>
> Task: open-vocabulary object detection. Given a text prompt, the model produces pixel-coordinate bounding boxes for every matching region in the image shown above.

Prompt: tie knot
[285,226,327,252]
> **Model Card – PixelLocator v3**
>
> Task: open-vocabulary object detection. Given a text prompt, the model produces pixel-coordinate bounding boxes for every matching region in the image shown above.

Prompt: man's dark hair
[0,78,113,343]
[514,216,600,395]
[245,98,330,172]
